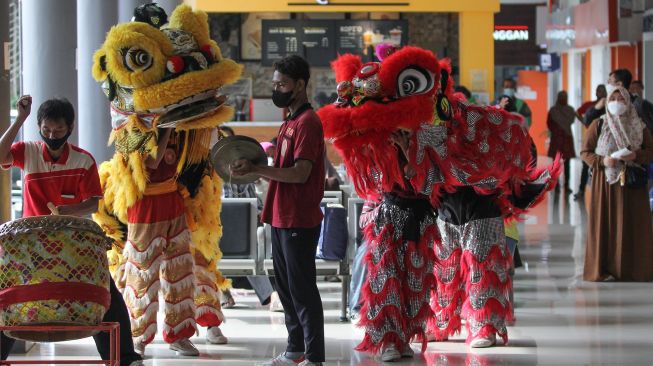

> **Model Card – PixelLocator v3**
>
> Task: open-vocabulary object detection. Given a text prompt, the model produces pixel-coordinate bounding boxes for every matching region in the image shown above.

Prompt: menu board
[262,20,335,66]
[337,20,408,61]
[262,20,407,66]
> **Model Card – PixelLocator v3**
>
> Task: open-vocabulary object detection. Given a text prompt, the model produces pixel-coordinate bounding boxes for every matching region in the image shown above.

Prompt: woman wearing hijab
[547,91,578,194]
[581,86,653,281]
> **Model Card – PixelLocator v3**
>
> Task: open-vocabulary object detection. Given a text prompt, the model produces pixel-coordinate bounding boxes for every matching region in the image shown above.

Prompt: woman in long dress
[581,86,653,281]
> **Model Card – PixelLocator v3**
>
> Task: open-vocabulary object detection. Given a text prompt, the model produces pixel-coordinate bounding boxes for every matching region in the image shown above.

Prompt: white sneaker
[269,291,284,312]
[470,333,496,348]
[169,338,200,356]
[257,352,305,366]
[298,361,323,366]
[380,344,401,362]
[206,326,228,344]
[133,339,145,356]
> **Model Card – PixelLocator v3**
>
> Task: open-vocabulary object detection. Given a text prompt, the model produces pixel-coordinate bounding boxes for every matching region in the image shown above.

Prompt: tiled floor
[5,192,653,365]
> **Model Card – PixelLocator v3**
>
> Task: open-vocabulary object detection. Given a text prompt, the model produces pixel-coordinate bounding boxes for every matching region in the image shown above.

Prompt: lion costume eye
[397,67,434,97]
[124,47,153,72]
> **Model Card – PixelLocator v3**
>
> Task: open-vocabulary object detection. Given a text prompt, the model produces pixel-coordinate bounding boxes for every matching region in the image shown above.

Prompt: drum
[0,216,112,342]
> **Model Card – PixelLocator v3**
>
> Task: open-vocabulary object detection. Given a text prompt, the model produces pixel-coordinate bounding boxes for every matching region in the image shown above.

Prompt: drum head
[211,135,267,184]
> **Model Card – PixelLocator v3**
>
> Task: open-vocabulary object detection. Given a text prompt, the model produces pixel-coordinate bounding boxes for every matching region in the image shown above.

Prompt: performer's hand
[16,95,32,122]
[47,202,60,215]
[595,98,606,110]
[231,159,254,176]
[603,156,617,167]
[499,97,510,110]
[620,152,636,162]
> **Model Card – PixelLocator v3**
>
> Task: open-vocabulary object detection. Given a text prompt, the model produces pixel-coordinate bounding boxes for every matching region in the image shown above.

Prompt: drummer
[0,95,144,366]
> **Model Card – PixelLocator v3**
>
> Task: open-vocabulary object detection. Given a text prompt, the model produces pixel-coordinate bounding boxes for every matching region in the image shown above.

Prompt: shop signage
[545,6,575,53]
[545,0,615,51]
[337,20,407,60]
[495,4,541,65]
[262,20,336,66]
[493,25,529,41]
[539,53,560,72]
[262,19,407,66]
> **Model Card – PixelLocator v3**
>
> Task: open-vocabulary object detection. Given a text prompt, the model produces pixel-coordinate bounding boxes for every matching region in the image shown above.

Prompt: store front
[187,0,501,163]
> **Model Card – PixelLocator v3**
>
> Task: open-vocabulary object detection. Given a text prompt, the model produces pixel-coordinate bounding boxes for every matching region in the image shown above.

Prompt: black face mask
[41,131,71,151]
[272,89,295,108]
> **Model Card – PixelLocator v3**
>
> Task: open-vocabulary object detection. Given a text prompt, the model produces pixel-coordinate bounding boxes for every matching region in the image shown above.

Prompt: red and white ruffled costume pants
[121,188,197,345]
[429,213,513,344]
[357,194,437,353]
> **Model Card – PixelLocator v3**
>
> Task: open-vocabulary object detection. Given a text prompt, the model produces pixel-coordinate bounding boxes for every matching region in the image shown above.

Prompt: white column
[77,0,117,164]
[645,32,653,100]
[0,0,10,223]
[156,0,182,18]
[118,0,151,23]
[567,51,583,198]
[591,45,611,91]
[21,0,77,144]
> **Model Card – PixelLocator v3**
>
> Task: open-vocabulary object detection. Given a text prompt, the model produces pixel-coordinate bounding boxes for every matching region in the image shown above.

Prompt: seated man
[0,95,143,366]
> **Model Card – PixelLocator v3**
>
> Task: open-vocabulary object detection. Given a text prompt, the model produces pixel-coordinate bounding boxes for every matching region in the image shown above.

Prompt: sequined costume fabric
[357,194,437,353]
[429,188,513,344]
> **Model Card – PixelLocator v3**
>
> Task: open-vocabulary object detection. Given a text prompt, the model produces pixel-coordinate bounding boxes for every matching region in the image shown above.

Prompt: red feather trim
[331,53,362,83]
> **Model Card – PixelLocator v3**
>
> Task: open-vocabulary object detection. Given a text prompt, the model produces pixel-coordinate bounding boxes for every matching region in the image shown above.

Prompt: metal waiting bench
[218,194,363,321]
[218,198,263,276]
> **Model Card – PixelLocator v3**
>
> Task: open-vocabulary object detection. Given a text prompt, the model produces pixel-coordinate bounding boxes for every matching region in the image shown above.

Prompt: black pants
[578,161,590,193]
[1,278,141,366]
[563,159,571,191]
[271,225,325,362]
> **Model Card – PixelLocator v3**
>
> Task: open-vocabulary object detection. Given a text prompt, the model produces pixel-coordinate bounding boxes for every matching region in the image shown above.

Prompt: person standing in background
[574,85,607,200]
[497,78,532,128]
[547,91,579,195]
[581,86,653,281]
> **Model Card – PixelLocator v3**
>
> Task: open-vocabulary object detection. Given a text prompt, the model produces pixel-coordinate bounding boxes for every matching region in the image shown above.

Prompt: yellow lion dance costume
[90,4,242,349]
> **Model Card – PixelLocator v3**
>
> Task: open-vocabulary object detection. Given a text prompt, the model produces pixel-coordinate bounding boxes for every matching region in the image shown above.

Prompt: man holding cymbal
[231,55,325,366]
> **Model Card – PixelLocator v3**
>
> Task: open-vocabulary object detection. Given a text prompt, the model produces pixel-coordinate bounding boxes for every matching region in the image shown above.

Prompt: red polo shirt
[2,141,103,217]
[261,105,325,228]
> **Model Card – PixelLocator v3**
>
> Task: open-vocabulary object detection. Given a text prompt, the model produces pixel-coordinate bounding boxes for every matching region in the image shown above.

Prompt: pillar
[458,11,495,104]
[0,0,10,223]
[21,0,78,144]
[77,0,117,164]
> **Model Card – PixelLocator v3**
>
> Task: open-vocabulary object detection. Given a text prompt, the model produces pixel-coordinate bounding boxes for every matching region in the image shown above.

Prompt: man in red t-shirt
[0,96,143,366]
[232,55,325,366]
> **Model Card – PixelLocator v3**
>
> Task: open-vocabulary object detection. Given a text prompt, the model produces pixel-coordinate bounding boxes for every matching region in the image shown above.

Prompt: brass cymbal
[211,135,267,184]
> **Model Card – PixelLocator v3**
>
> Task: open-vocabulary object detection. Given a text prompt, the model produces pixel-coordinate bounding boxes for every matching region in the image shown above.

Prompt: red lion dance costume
[318,45,559,357]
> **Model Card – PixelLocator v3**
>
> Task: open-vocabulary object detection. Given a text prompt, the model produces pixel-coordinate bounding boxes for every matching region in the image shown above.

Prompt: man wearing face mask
[629,80,653,133]
[0,96,144,366]
[585,69,653,133]
[231,55,325,366]
[496,78,532,128]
